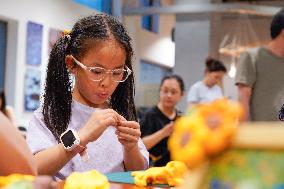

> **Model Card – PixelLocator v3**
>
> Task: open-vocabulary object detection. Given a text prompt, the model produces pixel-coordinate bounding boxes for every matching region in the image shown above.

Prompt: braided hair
[43,14,136,141]
[279,103,284,121]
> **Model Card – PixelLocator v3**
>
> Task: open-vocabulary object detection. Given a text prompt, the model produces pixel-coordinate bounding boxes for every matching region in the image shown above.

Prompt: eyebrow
[92,62,125,69]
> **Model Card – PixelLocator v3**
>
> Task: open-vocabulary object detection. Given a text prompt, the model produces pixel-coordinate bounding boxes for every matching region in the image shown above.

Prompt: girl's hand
[116,118,141,150]
[79,109,120,146]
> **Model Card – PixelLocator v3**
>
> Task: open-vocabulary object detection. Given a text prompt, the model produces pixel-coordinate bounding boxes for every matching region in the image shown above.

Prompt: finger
[117,126,141,137]
[117,131,139,142]
[101,112,121,125]
[118,121,140,129]
[117,137,128,145]
[119,115,126,122]
[100,116,117,127]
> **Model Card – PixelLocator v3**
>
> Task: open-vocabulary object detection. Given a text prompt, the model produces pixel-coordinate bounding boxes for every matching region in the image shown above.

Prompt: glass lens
[88,67,130,82]
[89,67,105,81]
[112,69,126,82]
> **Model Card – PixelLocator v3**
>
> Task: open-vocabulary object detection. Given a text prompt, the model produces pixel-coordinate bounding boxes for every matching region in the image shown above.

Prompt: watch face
[61,130,76,148]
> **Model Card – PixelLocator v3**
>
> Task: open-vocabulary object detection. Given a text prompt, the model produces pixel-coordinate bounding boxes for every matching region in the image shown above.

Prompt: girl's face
[159,78,183,109]
[205,71,224,86]
[69,40,127,108]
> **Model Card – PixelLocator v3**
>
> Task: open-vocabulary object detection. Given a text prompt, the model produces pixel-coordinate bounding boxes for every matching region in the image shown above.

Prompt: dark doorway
[0,20,7,89]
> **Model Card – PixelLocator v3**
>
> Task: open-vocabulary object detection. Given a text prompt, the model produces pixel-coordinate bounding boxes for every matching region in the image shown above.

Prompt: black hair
[270,9,284,39]
[0,89,7,116]
[43,14,136,141]
[279,103,284,121]
[205,57,227,73]
[160,74,185,93]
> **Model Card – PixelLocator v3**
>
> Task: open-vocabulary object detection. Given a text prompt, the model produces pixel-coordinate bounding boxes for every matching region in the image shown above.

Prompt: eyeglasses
[71,55,132,83]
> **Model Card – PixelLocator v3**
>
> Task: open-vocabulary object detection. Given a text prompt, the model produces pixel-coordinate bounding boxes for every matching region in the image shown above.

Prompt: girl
[26,14,148,180]
[187,57,227,105]
[140,75,185,166]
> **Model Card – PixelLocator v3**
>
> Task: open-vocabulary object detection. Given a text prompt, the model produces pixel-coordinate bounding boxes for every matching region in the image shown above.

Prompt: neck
[203,78,213,88]
[267,39,284,58]
[157,102,175,119]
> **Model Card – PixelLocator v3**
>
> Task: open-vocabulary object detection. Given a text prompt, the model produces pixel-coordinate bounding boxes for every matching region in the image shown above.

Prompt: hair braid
[43,36,73,141]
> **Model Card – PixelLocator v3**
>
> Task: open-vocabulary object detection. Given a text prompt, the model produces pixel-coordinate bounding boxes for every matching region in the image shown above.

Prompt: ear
[65,55,76,74]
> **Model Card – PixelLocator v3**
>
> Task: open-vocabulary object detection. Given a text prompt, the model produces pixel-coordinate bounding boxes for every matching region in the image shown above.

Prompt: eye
[113,69,124,76]
[91,67,105,75]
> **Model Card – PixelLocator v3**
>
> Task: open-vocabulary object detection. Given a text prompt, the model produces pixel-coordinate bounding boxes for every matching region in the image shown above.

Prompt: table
[56,181,169,189]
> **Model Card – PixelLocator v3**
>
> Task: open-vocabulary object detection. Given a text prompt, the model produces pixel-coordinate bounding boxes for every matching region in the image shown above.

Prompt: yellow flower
[196,99,242,156]
[168,115,208,168]
[169,98,243,166]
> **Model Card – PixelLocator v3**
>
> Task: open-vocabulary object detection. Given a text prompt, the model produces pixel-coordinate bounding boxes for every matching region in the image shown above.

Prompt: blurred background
[0,0,282,127]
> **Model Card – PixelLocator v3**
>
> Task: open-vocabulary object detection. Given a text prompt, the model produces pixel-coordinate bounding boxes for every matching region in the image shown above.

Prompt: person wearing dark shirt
[140,74,185,166]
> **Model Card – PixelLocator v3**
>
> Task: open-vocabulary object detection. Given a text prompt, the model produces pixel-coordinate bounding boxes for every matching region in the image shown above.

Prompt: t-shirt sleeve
[26,111,57,154]
[235,50,256,87]
[187,84,199,103]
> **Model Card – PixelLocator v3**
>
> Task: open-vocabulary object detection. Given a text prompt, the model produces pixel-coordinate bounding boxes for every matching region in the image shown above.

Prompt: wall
[173,14,211,112]
[123,0,176,108]
[0,0,95,127]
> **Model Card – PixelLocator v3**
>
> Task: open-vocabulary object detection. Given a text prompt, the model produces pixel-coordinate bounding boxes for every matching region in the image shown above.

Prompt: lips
[97,92,109,99]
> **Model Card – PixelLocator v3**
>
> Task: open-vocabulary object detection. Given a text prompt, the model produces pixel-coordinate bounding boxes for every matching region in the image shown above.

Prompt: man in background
[235,9,284,121]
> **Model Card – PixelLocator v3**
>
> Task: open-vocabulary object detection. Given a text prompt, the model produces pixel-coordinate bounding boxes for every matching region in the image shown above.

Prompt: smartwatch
[60,129,80,151]
[60,129,89,161]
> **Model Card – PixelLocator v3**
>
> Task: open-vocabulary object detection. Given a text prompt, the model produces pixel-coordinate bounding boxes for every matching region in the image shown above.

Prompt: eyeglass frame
[71,55,132,83]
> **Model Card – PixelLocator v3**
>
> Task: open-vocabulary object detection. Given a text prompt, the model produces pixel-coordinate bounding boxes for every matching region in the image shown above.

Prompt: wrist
[124,143,139,151]
[78,129,89,147]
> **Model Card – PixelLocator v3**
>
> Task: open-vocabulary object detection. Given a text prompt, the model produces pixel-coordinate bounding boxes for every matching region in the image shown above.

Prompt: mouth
[97,92,109,99]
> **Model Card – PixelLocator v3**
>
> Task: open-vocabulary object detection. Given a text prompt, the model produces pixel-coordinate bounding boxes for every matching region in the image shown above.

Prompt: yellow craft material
[131,161,187,187]
[64,170,109,189]
[0,174,34,188]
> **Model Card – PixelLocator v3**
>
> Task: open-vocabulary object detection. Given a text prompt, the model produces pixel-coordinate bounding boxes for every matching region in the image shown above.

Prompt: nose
[99,73,112,88]
[166,92,172,97]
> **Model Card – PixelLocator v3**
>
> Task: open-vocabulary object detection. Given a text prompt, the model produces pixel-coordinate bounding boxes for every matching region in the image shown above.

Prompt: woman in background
[0,89,17,126]
[187,57,227,105]
[140,74,185,166]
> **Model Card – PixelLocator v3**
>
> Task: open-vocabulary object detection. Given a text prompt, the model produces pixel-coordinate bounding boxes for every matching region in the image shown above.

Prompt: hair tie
[62,29,71,49]
[63,29,71,40]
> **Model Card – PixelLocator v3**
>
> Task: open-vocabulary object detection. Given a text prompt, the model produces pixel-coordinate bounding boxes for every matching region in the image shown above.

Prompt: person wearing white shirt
[187,57,227,105]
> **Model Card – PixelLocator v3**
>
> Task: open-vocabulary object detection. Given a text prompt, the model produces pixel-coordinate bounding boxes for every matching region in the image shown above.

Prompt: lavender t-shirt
[26,100,149,180]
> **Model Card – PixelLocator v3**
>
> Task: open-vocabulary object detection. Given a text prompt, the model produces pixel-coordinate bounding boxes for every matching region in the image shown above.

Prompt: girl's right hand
[78,109,120,146]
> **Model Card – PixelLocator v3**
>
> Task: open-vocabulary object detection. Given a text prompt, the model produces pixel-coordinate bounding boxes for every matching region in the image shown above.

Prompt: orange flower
[168,115,208,168]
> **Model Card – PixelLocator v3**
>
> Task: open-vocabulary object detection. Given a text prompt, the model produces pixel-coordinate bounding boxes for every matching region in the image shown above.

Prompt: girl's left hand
[115,118,141,150]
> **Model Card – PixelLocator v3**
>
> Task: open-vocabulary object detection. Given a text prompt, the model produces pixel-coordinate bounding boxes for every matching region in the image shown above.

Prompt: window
[0,21,7,89]
[139,0,160,33]
[73,0,112,15]
[136,60,172,108]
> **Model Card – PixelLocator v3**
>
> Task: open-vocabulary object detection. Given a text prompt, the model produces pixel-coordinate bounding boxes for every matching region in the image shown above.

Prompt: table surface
[56,181,169,189]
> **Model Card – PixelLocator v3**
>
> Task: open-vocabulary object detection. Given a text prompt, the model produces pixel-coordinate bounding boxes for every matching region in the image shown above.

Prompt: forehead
[161,78,180,89]
[81,39,126,68]
[210,71,224,77]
